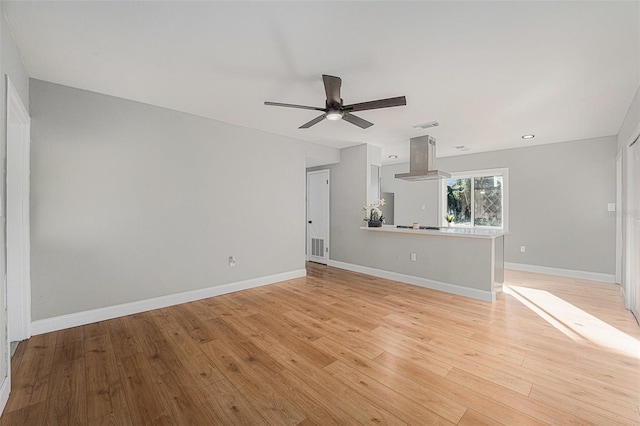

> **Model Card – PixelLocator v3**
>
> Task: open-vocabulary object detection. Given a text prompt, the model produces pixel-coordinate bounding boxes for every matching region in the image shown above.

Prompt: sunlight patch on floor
[505,285,640,359]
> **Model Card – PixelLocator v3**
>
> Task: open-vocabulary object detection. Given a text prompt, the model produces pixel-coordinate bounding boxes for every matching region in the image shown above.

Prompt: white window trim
[440,168,509,231]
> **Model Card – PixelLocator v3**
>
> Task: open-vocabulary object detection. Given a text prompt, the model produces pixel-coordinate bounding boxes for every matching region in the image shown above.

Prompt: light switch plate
[607,203,616,212]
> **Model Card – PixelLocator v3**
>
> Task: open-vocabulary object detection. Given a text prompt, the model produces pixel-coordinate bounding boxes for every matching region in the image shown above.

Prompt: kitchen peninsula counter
[329,225,506,302]
[360,225,506,239]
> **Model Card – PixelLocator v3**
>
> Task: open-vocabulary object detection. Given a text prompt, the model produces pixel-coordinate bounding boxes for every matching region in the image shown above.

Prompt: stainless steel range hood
[395,135,451,181]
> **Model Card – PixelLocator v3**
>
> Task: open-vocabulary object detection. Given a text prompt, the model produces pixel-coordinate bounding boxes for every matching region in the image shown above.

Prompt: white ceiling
[4,1,639,163]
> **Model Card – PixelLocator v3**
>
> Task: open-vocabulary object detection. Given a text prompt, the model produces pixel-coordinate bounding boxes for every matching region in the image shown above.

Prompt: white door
[307,170,329,264]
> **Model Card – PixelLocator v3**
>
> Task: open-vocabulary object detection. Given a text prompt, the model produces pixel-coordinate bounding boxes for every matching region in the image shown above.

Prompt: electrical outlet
[410,253,417,262]
[520,246,526,253]
[229,256,236,267]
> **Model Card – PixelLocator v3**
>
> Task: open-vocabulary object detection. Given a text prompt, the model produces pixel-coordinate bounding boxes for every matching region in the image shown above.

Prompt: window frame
[440,168,509,231]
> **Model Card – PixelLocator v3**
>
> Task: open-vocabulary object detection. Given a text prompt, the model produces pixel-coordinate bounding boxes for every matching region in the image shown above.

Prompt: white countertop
[360,225,506,239]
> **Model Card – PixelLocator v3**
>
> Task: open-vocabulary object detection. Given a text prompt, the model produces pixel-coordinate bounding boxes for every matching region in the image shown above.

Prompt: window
[442,168,508,229]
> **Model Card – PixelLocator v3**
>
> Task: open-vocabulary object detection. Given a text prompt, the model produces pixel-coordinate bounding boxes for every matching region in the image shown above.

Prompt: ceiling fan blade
[299,114,326,129]
[322,74,342,106]
[264,101,325,112]
[342,113,374,129]
[343,96,407,112]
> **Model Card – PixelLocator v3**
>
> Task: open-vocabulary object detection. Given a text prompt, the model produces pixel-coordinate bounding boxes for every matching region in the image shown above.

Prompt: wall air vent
[412,121,439,129]
[311,238,325,257]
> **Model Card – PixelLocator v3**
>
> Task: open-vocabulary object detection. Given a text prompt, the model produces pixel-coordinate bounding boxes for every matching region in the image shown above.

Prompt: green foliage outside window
[446,175,502,227]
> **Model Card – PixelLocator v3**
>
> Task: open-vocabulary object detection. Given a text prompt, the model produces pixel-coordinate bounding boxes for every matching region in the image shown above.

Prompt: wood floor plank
[199,377,269,425]
[43,357,87,425]
[266,370,352,426]
[457,409,502,426]
[245,313,336,368]
[106,318,143,359]
[1,263,638,425]
[3,333,56,413]
[208,316,284,378]
[240,326,395,425]
[323,360,454,425]
[86,408,133,426]
[84,335,127,422]
[52,326,85,365]
[372,325,534,395]
[315,336,465,423]
[529,383,637,426]
[202,339,306,425]
[82,321,111,341]
[162,303,218,344]
[0,401,46,426]
[155,367,222,425]
[374,351,547,425]
[445,367,593,425]
[117,352,171,425]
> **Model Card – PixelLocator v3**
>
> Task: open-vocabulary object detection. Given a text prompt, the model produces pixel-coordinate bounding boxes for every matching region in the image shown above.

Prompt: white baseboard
[327,260,495,302]
[504,262,616,283]
[31,269,306,336]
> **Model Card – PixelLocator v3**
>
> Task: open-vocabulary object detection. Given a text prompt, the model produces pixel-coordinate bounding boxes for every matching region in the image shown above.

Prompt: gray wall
[0,9,30,386]
[381,164,440,226]
[322,144,493,291]
[321,144,368,262]
[30,79,309,320]
[382,136,618,275]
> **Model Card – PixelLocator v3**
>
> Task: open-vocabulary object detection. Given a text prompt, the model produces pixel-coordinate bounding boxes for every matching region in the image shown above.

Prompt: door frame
[6,76,31,343]
[616,150,622,285]
[623,122,640,321]
[306,170,330,264]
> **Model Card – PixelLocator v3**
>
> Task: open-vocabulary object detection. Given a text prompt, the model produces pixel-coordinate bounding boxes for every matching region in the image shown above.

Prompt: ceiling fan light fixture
[264,74,405,129]
[326,110,343,121]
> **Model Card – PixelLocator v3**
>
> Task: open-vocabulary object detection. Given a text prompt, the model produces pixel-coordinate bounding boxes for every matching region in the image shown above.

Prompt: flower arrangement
[445,214,455,227]
[363,199,386,224]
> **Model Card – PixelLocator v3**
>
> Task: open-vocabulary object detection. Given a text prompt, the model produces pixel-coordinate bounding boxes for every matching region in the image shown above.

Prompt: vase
[368,220,383,228]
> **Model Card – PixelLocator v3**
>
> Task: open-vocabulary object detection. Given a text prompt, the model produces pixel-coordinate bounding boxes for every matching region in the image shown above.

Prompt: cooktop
[396,225,441,230]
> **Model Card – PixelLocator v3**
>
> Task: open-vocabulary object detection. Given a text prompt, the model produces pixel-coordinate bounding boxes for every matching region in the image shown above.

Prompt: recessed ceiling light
[455,145,470,151]
[412,120,439,129]
[388,155,398,159]
[522,134,535,139]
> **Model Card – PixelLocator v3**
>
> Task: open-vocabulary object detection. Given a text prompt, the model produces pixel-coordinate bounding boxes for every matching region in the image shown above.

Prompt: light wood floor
[1,263,639,425]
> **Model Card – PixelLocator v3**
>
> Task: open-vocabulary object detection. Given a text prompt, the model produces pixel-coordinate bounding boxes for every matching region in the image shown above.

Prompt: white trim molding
[6,75,32,342]
[327,260,495,302]
[505,262,616,283]
[31,269,306,335]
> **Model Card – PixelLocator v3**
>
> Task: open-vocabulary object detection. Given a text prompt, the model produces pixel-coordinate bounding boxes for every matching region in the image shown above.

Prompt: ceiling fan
[264,74,406,129]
